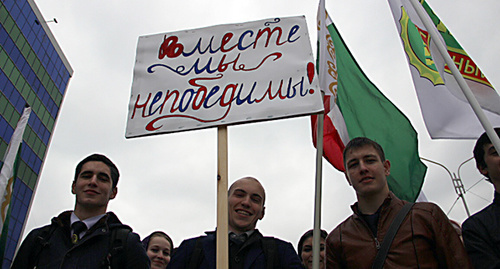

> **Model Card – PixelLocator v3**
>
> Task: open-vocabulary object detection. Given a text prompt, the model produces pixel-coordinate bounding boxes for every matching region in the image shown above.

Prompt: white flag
[388,0,500,139]
[0,106,31,232]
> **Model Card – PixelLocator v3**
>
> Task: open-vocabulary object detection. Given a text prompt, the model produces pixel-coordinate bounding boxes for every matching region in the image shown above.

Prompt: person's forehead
[345,145,379,160]
[232,179,264,196]
[80,161,111,175]
[150,236,170,247]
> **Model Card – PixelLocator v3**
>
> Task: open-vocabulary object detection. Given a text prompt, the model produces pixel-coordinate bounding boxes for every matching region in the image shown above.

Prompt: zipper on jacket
[374,237,380,250]
[356,213,382,250]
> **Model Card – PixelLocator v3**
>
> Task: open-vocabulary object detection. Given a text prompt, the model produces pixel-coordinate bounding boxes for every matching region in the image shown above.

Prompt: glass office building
[0,0,72,266]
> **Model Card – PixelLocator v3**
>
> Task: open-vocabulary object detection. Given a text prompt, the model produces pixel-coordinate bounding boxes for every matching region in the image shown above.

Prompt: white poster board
[126,16,323,138]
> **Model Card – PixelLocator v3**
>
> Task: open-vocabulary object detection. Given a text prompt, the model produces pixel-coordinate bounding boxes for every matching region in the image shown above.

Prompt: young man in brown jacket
[326,137,471,268]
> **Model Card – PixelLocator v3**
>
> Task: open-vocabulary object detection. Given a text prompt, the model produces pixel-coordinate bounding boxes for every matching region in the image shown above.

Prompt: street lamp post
[421,157,473,217]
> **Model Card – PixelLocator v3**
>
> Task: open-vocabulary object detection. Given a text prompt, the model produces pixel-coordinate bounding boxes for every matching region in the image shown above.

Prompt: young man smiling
[462,128,500,269]
[167,176,302,269]
[325,137,471,269]
[12,154,149,268]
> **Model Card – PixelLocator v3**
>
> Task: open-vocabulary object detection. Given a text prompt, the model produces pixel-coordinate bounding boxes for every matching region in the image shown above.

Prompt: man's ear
[259,206,265,220]
[478,163,489,177]
[109,187,117,200]
[384,160,391,176]
[71,181,76,194]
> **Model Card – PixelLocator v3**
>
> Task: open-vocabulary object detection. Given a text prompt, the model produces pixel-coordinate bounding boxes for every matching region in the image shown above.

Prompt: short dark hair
[473,128,500,181]
[297,229,328,260]
[343,137,386,167]
[74,154,120,188]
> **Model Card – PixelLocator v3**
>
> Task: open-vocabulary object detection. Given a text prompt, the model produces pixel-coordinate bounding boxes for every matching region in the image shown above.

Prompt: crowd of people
[10,129,500,268]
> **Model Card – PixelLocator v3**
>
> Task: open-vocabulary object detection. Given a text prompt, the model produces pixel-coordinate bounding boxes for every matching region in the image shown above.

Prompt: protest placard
[126,16,323,138]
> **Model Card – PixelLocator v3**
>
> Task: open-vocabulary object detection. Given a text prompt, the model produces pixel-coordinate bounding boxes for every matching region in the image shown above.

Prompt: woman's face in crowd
[146,235,171,269]
[301,236,326,269]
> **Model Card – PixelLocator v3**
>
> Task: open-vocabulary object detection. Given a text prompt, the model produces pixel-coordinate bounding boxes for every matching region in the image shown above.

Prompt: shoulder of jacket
[408,201,438,212]
[463,203,496,228]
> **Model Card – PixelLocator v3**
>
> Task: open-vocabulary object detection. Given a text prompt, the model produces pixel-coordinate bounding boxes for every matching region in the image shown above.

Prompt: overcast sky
[22,0,500,249]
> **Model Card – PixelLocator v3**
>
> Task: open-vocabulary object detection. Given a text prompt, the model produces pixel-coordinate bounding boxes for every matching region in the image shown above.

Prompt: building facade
[0,0,72,266]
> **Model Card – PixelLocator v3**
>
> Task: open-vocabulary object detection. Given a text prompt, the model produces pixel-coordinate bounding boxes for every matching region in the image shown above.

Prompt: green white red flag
[0,106,31,235]
[312,7,427,202]
[388,0,500,139]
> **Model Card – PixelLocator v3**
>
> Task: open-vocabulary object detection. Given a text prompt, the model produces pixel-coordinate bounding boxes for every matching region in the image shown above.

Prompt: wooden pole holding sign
[216,126,229,269]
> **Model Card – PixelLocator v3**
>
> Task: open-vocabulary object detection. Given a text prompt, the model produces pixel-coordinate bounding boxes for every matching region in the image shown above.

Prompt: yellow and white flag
[0,106,31,233]
[388,0,500,138]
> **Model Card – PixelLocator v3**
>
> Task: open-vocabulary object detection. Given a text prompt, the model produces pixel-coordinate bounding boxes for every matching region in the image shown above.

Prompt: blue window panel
[20,202,29,220]
[0,26,7,41]
[22,188,32,207]
[27,12,36,27]
[9,4,20,19]
[21,62,30,78]
[1,83,13,99]
[21,3,31,18]
[0,119,9,140]
[6,84,16,99]
[12,52,22,67]
[11,7,23,23]
[17,13,27,28]
[13,177,20,196]
[27,70,36,85]
[11,200,21,224]
[3,127,14,143]
[51,103,57,117]
[5,240,15,260]
[41,39,49,51]
[3,0,15,10]
[28,114,38,131]
[34,157,41,174]
[3,38,14,54]
[41,52,48,66]
[32,79,40,94]
[8,87,21,105]
[12,221,21,245]
[20,144,30,162]
[26,30,35,44]
[41,129,49,144]
[42,91,49,105]
[21,21,31,34]
[55,59,62,72]
[26,149,35,169]
[14,97,25,113]
[14,180,24,204]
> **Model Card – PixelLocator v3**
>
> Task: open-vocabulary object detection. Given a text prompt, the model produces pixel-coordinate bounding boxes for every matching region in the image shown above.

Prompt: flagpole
[312,1,327,268]
[408,0,500,152]
[313,112,324,269]
[216,126,229,269]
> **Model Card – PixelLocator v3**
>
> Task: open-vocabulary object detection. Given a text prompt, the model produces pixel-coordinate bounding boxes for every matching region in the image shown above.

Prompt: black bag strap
[261,237,277,269]
[101,226,131,268]
[187,237,204,269]
[372,202,414,269]
[33,224,58,266]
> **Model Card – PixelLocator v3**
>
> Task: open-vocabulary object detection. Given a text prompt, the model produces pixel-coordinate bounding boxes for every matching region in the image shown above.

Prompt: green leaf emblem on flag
[399,6,444,86]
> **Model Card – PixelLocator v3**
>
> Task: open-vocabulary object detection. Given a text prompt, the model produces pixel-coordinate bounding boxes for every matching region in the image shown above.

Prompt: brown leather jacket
[326,192,472,268]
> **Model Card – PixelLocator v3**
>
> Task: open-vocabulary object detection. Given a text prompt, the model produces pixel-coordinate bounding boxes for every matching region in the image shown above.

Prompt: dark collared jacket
[167,229,302,269]
[463,191,500,269]
[326,192,472,269]
[11,211,149,269]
